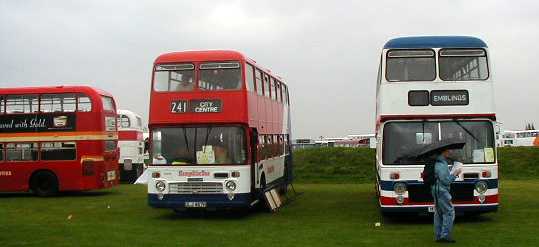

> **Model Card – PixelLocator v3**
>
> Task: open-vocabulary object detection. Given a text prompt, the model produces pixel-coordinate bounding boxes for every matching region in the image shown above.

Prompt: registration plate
[107,171,116,181]
[185,202,207,208]
[428,206,435,213]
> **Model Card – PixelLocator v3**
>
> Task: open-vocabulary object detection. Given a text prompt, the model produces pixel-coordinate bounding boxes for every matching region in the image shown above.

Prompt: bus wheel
[30,171,59,197]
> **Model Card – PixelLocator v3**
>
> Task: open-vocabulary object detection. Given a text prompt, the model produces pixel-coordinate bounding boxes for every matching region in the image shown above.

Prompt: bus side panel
[0,162,33,192]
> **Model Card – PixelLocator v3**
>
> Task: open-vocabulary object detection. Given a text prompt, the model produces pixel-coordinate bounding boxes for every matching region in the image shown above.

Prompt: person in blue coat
[432,148,462,243]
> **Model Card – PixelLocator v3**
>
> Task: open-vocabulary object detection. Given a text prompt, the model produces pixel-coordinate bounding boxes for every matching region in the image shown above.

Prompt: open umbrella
[414,139,466,159]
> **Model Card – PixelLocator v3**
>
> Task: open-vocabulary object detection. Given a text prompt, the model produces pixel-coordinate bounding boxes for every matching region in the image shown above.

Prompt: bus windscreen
[383,121,495,165]
[151,126,246,165]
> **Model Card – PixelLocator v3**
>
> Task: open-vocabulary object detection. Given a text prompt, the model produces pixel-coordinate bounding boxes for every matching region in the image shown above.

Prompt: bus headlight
[156,181,166,192]
[475,181,488,194]
[225,181,237,191]
[394,182,407,195]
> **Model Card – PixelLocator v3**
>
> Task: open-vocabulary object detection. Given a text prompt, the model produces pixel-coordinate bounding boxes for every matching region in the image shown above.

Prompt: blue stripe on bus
[379,179,498,191]
[384,36,487,49]
[148,193,252,209]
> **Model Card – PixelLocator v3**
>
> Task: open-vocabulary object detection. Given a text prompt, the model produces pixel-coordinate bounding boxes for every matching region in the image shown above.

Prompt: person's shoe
[436,238,456,243]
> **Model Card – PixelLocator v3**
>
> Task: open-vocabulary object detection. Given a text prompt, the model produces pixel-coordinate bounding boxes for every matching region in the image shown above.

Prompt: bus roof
[154,50,284,81]
[383,36,487,49]
[0,85,113,97]
[117,109,141,118]
[155,50,249,64]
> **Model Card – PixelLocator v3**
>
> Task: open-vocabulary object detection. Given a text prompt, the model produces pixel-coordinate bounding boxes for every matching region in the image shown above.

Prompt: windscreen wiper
[453,119,480,143]
[183,128,189,153]
[204,126,213,148]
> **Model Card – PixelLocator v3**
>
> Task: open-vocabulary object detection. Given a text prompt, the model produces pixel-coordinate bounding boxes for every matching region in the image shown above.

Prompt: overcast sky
[1,0,538,138]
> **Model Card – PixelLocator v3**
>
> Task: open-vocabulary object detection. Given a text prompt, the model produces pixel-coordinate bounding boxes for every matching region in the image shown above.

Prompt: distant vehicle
[117,109,145,183]
[375,36,498,215]
[0,86,119,196]
[501,130,539,147]
[146,50,293,211]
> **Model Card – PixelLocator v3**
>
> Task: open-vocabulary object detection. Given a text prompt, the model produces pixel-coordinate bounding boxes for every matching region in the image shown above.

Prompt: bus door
[251,128,260,188]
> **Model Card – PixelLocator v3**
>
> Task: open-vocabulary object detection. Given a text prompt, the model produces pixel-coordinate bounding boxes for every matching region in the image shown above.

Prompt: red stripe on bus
[379,194,498,206]
[118,131,143,141]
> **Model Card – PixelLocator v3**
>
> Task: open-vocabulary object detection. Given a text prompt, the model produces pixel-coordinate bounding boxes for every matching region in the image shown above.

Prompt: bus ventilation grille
[168,182,223,194]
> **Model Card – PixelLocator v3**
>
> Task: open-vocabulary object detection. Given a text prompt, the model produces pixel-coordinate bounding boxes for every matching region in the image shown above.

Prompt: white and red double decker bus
[0,86,119,196]
[375,36,499,214]
[147,50,292,211]
[117,109,145,183]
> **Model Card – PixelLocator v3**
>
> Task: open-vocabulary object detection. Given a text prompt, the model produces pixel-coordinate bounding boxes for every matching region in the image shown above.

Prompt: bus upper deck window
[154,64,195,92]
[439,49,488,81]
[117,114,130,128]
[5,95,39,114]
[77,94,92,112]
[255,69,263,96]
[386,49,435,82]
[41,94,76,113]
[199,62,242,90]
[0,96,4,114]
[101,96,115,112]
[245,63,255,92]
[136,116,143,128]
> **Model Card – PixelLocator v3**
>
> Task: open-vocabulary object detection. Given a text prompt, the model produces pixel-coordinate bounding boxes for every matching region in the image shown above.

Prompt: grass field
[2,180,539,247]
[294,147,539,183]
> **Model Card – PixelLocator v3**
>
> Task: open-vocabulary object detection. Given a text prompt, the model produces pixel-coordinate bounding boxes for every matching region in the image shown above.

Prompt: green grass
[294,147,539,183]
[1,181,539,247]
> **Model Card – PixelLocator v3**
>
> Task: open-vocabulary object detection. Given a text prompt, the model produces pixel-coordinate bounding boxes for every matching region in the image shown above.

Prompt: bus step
[263,188,283,212]
[262,184,303,213]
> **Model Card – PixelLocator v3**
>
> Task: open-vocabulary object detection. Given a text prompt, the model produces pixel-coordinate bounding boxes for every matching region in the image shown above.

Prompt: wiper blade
[453,119,480,142]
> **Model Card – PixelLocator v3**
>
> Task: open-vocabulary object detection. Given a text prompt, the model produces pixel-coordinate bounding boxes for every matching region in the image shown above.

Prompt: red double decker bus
[0,86,119,196]
[147,50,292,211]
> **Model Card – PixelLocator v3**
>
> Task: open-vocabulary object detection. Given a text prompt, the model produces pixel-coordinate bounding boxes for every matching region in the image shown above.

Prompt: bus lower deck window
[41,142,76,160]
[6,143,38,161]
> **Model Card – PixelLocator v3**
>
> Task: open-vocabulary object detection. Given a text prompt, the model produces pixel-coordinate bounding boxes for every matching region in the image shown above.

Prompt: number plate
[107,171,116,181]
[428,206,435,213]
[185,202,207,208]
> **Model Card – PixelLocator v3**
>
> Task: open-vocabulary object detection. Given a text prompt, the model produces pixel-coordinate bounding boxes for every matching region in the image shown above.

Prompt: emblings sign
[430,90,469,106]
[0,113,76,133]
[408,90,469,106]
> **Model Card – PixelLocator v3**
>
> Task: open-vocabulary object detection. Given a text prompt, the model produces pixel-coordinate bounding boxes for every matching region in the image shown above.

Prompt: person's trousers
[433,189,455,240]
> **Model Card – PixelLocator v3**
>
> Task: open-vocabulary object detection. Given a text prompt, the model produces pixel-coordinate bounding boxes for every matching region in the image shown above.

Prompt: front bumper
[148,193,252,209]
[380,203,498,214]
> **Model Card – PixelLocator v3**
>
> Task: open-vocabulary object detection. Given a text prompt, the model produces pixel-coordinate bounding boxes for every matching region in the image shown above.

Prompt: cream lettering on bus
[0,171,13,176]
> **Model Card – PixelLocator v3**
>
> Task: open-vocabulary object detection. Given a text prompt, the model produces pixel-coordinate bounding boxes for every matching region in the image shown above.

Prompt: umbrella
[414,139,466,159]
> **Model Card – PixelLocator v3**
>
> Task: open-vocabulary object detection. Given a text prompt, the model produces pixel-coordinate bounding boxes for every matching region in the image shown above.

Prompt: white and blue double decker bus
[375,36,499,214]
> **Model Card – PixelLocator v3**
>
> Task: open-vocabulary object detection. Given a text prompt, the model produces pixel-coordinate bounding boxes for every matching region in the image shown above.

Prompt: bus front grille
[407,183,475,203]
[169,182,223,194]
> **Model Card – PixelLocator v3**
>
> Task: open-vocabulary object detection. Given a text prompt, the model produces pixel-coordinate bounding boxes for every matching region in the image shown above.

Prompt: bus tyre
[30,171,59,197]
